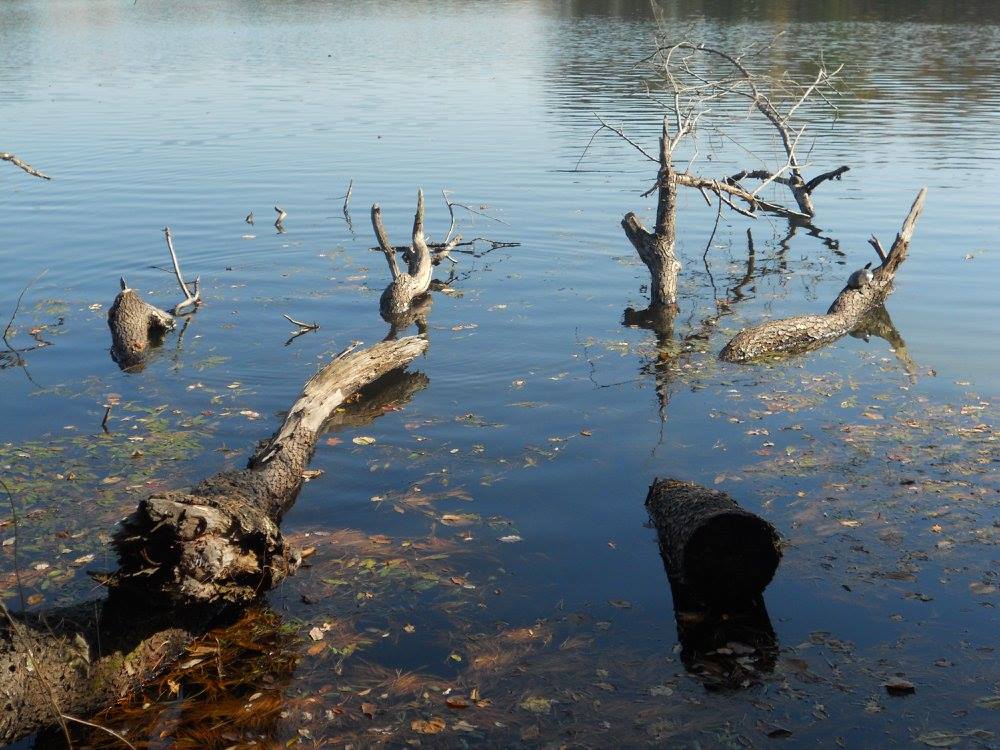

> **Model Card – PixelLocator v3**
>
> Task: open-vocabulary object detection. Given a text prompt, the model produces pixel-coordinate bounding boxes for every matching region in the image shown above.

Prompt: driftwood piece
[374,190,433,318]
[645,478,781,601]
[107,278,176,371]
[720,188,927,363]
[0,336,428,745]
[1,152,50,180]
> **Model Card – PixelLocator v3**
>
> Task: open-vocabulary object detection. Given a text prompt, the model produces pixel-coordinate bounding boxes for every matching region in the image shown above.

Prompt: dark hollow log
[107,280,175,371]
[720,188,926,363]
[0,336,428,745]
[645,478,781,601]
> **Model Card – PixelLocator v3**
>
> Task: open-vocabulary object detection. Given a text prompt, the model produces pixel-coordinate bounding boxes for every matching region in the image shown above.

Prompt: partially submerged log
[0,336,428,744]
[645,478,781,601]
[720,188,927,363]
[373,190,433,318]
[107,278,175,371]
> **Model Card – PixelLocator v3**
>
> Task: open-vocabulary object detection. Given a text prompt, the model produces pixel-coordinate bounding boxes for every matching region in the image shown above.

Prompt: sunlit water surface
[1,1,998,747]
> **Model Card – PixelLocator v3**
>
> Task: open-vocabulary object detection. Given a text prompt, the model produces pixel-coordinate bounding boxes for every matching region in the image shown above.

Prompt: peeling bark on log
[622,118,682,311]
[107,280,175,371]
[645,478,781,601]
[0,336,428,745]
[720,188,927,363]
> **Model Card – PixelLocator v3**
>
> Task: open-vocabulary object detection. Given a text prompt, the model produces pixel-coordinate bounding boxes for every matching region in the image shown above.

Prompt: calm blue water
[2,1,998,746]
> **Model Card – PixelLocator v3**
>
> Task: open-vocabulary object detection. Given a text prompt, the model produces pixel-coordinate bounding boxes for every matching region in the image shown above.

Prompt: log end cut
[645,478,781,601]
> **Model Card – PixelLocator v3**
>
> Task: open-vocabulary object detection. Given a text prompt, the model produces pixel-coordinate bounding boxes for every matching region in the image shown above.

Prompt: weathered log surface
[645,478,781,601]
[113,336,429,606]
[0,336,428,745]
[107,280,175,371]
[720,188,926,363]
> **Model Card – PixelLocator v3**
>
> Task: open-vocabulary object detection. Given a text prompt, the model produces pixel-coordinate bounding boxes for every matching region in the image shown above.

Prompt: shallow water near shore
[1,1,998,747]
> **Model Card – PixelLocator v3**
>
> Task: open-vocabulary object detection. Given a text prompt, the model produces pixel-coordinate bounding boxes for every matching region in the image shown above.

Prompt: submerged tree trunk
[622,118,681,313]
[107,279,175,371]
[0,336,428,745]
[645,478,781,601]
[720,188,926,363]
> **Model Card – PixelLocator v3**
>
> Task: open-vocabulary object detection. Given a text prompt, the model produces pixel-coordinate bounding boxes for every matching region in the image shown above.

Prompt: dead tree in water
[373,190,435,320]
[0,336,428,744]
[585,37,847,319]
[721,188,926,363]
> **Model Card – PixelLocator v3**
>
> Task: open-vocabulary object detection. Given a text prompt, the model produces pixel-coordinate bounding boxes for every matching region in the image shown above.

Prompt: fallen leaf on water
[970,582,997,596]
[308,627,325,642]
[519,696,551,715]
[361,702,376,719]
[446,697,469,710]
[498,535,522,543]
[609,599,631,609]
[353,436,376,446]
[916,731,963,748]
[306,642,325,656]
[302,469,324,481]
[411,717,446,734]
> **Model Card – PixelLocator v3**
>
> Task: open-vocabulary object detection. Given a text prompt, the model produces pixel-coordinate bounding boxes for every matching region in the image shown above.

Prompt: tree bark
[622,118,682,311]
[0,336,428,745]
[107,281,175,372]
[720,188,926,363]
[645,478,781,602]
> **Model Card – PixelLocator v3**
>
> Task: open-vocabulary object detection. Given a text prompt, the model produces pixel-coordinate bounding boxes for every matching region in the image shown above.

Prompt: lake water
[2,1,998,747]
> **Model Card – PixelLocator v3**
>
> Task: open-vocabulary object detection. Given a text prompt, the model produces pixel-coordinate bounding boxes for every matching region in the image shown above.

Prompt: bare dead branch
[342,178,354,217]
[371,204,401,280]
[163,227,202,315]
[868,234,888,262]
[274,205,287,231]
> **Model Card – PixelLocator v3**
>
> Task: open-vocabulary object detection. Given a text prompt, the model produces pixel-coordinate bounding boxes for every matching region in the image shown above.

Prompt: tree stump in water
[107,280,175,371]
[645,478,781,601]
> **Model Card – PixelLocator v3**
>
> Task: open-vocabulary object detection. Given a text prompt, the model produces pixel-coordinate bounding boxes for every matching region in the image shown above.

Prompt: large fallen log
[0,335,428,745]
[645,478,781,601]
[720,188,927,363]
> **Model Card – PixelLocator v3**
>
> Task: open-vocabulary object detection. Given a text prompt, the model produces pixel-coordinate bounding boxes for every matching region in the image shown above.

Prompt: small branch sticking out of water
[274,205,287,232]
[1,152,51,180]
[163,227,202,315]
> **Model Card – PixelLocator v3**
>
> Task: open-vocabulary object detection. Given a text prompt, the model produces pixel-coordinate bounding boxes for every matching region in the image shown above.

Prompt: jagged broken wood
[720,188,927,363]
[0,335,428,745]
[645,478,781,601]
[107,278,176,371]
